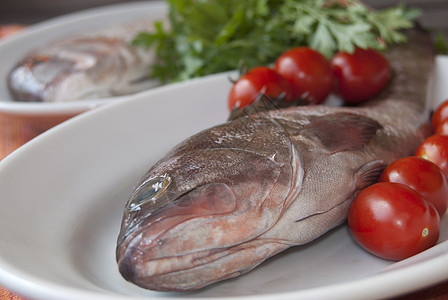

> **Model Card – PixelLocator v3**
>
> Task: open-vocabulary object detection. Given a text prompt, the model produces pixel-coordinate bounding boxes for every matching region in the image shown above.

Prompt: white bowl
[0,57,447,300]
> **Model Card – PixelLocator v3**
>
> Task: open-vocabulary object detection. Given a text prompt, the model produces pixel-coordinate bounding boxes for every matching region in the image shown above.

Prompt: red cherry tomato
[435,118,448,136]
[331,48,390,105]
[415,135,448,180]
[348,182,440,261]
[274,47,333,104]
[432,99,448,130]
[378,156,448,217]
[227,66,293,111]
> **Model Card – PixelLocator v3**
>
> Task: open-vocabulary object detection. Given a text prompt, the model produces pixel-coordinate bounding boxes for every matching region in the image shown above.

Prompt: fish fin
[293,160,386,224]
[301,113,381,153]
[355,160,387,192]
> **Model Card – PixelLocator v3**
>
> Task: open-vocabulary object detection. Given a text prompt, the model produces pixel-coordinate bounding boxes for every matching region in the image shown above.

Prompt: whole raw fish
[116,28,434,291]
[7,20,159,102]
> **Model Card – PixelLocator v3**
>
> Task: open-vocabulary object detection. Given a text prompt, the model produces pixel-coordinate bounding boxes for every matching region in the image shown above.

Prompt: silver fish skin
[7,20,159,102]
[116,29,434,291]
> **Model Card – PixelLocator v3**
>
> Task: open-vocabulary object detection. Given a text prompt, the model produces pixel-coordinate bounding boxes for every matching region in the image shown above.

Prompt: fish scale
[116,28,434,291]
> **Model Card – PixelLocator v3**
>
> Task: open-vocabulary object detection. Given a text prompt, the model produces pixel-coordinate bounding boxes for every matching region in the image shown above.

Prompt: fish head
[116,142,296,290]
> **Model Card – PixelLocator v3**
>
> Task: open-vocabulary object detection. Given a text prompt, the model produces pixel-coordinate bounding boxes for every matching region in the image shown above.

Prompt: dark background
[0,0,447,39]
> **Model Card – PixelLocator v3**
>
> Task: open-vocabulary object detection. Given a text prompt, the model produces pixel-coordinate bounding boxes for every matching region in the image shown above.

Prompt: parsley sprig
[133,0,420,83]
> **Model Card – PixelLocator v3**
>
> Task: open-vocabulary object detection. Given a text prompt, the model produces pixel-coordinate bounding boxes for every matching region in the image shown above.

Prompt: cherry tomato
[415,135,448,180]
[331,48,390,105]
[348,182,440,261]
[274,47,333,104]
[227,66,293,111]
[435,118,448,136]
[432,99,448,130]
[378,156,448,217]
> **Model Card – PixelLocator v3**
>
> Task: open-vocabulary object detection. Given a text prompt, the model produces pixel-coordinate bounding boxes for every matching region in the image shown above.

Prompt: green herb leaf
[435,32,448,55]
[133,0,421,83]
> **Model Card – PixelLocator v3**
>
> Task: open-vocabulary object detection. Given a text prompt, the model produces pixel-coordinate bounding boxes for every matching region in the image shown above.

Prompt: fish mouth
[116,182,287,291]
[118,236,289,291]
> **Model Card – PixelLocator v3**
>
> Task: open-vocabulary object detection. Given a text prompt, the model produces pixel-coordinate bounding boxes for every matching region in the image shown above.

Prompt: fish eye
[127,175,171,212]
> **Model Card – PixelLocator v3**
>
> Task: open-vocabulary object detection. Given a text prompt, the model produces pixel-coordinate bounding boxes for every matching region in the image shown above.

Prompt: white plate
[0,57,447,300]
[0,1,166,116]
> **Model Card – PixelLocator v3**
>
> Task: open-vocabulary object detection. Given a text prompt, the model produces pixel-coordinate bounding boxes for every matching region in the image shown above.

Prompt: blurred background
[0,0,447,40]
